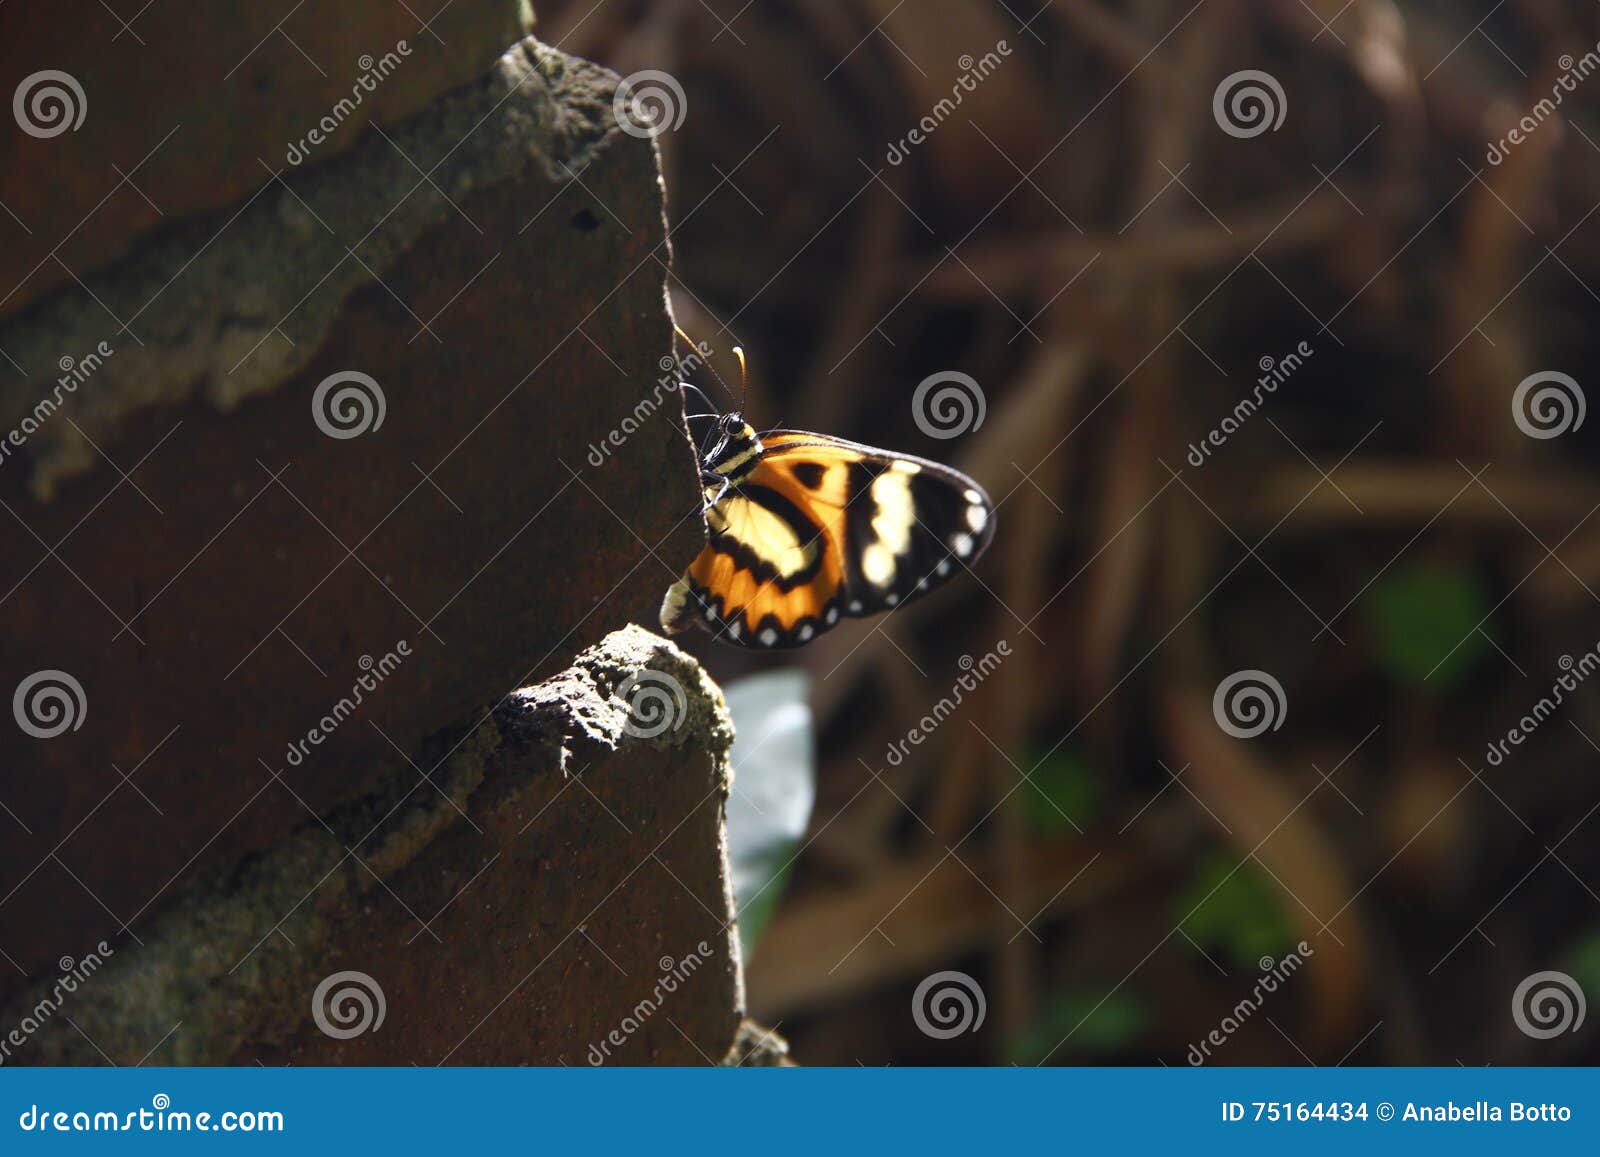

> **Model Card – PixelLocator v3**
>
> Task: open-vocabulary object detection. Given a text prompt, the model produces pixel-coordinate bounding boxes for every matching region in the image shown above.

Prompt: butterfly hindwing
[661,428,994,648]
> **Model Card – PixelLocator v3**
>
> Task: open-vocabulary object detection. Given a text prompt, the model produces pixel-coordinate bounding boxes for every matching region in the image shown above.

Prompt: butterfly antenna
[678,380,722,417]
[698,354,741,408]
[674,320,744,409]
[733,346,750,412]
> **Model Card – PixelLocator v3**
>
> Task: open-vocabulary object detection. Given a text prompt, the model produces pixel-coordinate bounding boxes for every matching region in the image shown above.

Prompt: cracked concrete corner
[1,25,703,991]
[0,35,637,501]
[495,624,735,775]
[0,628,742,1066]
[721,1019,794,1066]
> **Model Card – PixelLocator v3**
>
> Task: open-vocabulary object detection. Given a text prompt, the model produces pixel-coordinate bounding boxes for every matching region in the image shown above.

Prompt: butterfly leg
[700,470,731,514]
[660,576,694,634]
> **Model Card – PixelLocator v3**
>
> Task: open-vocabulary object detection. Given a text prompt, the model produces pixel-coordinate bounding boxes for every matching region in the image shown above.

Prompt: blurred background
[553,0,1600,1064]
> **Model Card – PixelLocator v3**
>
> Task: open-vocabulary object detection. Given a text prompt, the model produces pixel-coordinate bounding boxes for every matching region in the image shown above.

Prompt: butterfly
[659,347,996,649]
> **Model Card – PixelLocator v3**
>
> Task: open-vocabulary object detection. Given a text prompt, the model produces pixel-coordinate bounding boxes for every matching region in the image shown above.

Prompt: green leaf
[1362,564,1492,690]
[1008,990,1148,1063]
[723,671,816,962]
[1562,928,1600,1000]
[1022,750,1100,835]
[1176,853,1295,970]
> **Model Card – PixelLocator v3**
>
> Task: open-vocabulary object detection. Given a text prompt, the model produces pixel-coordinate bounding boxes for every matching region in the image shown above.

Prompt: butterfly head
[703,411,764,483]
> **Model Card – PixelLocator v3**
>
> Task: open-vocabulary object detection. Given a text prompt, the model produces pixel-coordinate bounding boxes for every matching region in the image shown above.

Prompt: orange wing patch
[676,455,850,645]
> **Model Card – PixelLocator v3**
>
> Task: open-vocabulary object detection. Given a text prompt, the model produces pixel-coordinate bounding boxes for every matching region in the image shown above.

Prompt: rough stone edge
[0,35,633,500]
[721,1019,794,1066]
[1,626,737,1065]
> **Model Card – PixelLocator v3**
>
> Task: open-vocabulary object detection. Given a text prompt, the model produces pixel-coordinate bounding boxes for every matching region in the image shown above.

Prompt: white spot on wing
[759,627,779,646]
[825,606,839,624]
[966,504,988,533]
[862,542,896,587]
[868,468,916,561]
[797,623,814,642]
[951,533,974,557]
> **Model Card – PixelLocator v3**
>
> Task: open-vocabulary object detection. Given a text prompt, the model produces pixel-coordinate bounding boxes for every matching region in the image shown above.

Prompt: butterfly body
[661,409,995,649]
